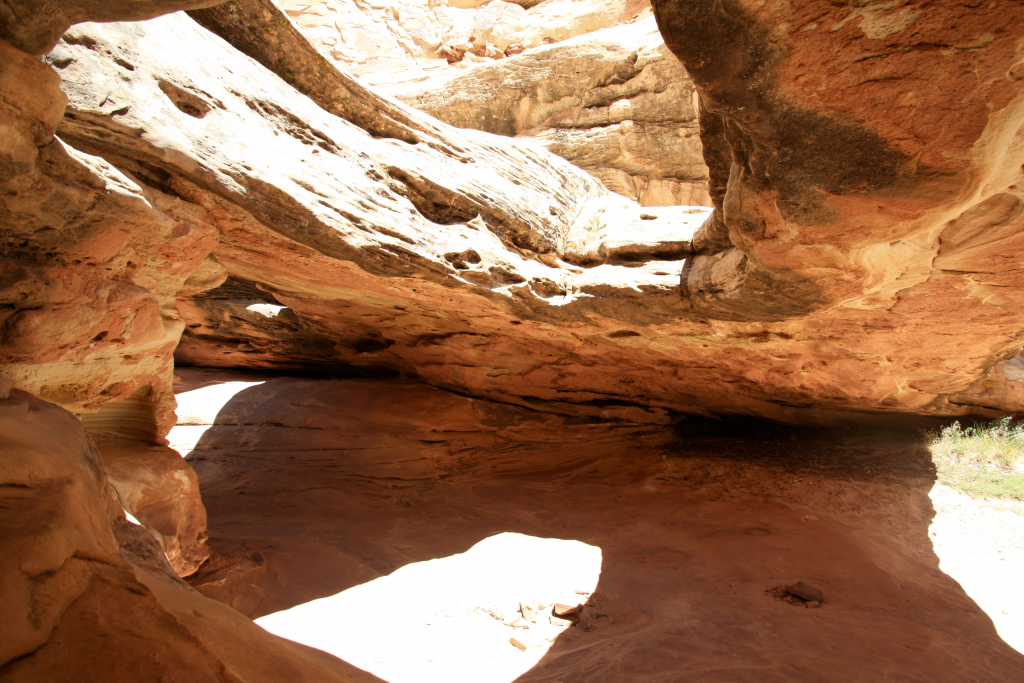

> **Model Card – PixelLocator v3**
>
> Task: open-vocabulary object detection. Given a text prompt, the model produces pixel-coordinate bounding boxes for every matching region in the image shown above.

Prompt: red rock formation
[5,0,1024,436]
[180,368,1024,681]
[1,0,1023,672]
[93,436,210,576]
[0,32,223,437]
[0,382,382,682]
[652,0,1024,321]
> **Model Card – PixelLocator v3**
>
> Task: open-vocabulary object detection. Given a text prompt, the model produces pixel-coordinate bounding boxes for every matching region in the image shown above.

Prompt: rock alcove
[2,0,1024,681]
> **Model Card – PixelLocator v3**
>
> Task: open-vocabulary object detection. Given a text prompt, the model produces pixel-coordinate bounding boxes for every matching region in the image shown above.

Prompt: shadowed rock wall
[0,382,383,682]
[652,0,1024,323]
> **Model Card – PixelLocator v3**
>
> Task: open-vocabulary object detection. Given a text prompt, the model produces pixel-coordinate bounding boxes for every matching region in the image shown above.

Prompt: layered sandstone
[387,16,712,206]
[0,34,222,438]
[1,0,1024,679]
[279,0,711,207]
[652,0,1024,324]
[3,0,1024,436]
[5,0,1014,428]
[277,0,650,87]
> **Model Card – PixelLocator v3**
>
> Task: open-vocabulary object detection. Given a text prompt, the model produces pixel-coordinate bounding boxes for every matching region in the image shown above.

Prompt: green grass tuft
[927,417,1024,501]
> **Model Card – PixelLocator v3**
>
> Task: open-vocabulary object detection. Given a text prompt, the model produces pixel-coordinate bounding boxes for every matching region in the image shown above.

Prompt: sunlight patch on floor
[929,484,1024,655]
[167,380,265,456]
[256,533,602,683]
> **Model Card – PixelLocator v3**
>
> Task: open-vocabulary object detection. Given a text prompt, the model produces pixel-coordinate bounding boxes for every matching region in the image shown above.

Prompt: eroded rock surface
[4,0,1024,434]
[0,386,382,682]
[0,34,221,437]
[279,1,712,206]
[93,436,210,576]
[180,368,1024,681]
[652,0,1024,323]
[388,16,712,206]
[2,0,1024,676]
[277,0,650,87]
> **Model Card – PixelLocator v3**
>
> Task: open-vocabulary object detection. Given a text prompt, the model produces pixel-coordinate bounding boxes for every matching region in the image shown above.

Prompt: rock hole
[62,34,97,48]
[354,338,394,354]
[158,80,212,119]
[388,167,478,225]
[444,249,482,270]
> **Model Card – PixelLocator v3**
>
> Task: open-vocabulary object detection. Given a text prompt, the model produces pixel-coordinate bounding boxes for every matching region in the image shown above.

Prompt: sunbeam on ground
[167,379,266,456]
[255,533,602,683]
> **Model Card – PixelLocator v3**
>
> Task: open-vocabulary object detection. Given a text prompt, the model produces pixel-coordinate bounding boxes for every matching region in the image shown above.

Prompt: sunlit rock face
[280,0,712,206]
[277,0,651,87]
[387,16,712,207]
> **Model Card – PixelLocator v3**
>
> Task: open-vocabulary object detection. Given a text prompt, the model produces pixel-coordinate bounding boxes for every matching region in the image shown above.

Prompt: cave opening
[4,0,1024,680]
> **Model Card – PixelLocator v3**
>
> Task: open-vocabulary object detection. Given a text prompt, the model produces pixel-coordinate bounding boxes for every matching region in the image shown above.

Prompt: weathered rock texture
[278,0,650,87]
[180,368,1024,681]
[2,0,1024,436]
[3,0,1024,678]
[387,16,712,207]
[3,0,1012,428]
[44,4,713,419]
[279,0,711,206]
[93,436,210,576]
[0,33,221,439]
[652,0,1024,324]
[0,385,382,682]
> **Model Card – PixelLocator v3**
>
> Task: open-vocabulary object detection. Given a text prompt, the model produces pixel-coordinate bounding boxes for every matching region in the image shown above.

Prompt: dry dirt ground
[172,368,1024,682]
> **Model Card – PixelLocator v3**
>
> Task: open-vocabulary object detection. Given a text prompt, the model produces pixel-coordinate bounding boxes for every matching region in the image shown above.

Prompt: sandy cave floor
[167,368,1024,682]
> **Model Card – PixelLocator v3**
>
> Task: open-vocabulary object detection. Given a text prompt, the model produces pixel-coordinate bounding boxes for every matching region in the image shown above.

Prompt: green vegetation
[927,418,1024,500]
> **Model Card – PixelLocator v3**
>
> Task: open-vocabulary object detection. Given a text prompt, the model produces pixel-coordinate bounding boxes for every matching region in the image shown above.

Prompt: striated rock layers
[277,0,651,87]
[1,0,1020,435]
[1,0,1024,678]
[387,15,712,207]
[279,0,711,207]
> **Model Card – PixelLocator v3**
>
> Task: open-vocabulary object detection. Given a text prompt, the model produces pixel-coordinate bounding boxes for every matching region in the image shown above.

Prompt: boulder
[93,436,211,577]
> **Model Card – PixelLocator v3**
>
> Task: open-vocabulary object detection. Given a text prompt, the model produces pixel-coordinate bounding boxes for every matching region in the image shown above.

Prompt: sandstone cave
[3,0,1024,681]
